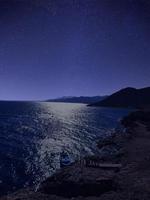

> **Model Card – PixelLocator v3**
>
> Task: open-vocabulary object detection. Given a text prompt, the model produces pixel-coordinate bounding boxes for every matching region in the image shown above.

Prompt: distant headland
[46,96,107,104]
[88,87,150,108]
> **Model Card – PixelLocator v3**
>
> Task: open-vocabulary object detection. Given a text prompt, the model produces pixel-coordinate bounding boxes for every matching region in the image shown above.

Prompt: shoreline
[1,110,150,200]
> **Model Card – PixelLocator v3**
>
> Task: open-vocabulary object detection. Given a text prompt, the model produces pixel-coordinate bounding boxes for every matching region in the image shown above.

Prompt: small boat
[60,151,71,167]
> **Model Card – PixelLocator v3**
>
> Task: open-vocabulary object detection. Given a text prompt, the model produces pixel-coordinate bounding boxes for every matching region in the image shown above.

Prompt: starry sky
[0,0,150,100]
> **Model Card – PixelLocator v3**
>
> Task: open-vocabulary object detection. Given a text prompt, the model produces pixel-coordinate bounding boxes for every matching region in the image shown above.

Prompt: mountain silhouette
[89,87,150,108]
[47,96,107,104]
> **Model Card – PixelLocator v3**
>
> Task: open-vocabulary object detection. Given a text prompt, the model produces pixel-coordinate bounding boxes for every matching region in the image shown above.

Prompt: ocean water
[0,101,131,195]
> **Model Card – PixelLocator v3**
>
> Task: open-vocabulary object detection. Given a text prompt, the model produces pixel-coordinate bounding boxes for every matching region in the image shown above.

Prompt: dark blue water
[0,101,131,194]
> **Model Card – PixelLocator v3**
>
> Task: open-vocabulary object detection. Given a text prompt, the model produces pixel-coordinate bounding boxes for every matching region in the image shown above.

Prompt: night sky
[0,0,150,100]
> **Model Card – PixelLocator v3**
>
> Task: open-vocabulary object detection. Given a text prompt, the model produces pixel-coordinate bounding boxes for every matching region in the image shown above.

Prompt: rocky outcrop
[39,163,116,197]
[122,110,150,128]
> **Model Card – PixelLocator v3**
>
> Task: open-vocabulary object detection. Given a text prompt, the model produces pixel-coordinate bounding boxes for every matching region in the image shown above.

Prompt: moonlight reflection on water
[0,101,131,194]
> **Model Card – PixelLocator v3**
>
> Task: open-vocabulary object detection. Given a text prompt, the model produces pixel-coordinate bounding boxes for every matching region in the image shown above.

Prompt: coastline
[1,110,150,200]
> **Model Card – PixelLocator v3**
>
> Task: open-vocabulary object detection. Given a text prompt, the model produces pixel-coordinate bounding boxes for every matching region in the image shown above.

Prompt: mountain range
[89,87,150,108]
[46,96,107,104]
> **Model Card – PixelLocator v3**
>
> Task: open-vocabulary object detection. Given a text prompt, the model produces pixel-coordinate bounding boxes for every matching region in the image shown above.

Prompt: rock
[97,137,115,149]
[39,163,116,197]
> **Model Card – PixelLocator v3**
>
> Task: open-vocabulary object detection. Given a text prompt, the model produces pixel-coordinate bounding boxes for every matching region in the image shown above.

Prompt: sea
[0,101,131,195]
